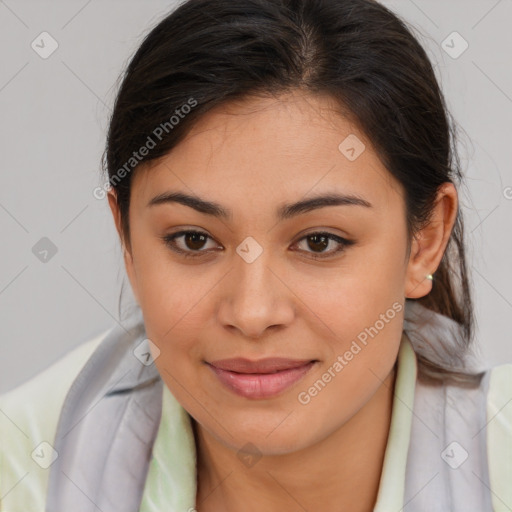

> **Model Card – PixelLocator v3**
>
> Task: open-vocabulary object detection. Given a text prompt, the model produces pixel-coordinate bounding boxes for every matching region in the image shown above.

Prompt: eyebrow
[147,191,372,220]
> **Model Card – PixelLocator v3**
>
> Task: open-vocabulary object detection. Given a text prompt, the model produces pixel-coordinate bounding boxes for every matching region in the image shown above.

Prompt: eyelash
[161,230,355,260]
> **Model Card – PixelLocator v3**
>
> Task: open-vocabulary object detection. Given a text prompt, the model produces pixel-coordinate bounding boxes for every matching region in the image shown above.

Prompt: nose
[216,250,295,339]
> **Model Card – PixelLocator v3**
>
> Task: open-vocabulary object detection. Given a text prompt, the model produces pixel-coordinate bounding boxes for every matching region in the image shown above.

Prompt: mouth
[206,358,319,399]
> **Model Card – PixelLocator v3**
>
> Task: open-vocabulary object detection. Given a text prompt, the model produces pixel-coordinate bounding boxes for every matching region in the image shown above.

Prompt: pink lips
[207,357,317,399]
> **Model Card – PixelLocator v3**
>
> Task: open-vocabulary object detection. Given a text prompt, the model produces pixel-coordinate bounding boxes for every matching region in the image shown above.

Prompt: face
[109,91,428,455]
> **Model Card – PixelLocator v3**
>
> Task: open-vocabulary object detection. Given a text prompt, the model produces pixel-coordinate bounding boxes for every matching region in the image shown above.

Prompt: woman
[1,0,511,510]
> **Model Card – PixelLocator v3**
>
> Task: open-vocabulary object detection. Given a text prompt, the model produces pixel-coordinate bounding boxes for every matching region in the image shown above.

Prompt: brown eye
[162,230,219,258]
[293,232,355,259]
[306,234,330,253]
[183,232,208,250]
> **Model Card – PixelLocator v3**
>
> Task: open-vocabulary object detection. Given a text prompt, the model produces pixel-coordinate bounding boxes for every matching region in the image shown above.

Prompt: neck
[193,362,397,512]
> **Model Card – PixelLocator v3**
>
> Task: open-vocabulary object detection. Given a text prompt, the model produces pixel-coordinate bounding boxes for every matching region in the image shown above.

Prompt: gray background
[1,0,511,392]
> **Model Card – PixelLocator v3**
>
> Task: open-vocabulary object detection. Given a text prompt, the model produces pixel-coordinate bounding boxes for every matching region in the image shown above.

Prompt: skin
[108,90,457,511]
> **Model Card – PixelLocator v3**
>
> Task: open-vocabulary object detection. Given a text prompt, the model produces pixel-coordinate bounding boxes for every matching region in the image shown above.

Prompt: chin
[216,416,315,456]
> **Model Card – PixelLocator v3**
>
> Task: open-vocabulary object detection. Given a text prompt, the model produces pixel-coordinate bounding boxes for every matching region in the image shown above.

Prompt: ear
[107,189,140,304]
[405,182,458,299]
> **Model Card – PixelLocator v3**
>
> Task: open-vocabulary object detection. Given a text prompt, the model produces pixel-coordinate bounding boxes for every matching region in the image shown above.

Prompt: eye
[162,230,221,258]
[292,232,354,259]
[161,230,354,260]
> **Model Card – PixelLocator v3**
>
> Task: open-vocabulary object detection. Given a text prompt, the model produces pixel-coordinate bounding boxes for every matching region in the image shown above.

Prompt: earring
[426,274,433,280]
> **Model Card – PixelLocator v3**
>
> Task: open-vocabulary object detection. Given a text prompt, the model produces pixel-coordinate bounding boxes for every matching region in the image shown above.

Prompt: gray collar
[46,308,163,512]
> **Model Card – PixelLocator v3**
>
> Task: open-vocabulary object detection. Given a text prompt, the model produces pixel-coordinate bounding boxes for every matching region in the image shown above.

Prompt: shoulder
[486,362,512,427]
[486,362,512,436]
[487,362,512,417]
[486,362,512,512]
[0,328,109,511]
[487,361,512,388]
[0,328,108,424]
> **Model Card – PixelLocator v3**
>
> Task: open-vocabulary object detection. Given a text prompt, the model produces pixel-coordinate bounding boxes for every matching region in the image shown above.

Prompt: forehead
[131,91,402,211]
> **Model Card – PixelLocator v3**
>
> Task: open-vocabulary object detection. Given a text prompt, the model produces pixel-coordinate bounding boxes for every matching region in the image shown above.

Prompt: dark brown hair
[102,0,478,381]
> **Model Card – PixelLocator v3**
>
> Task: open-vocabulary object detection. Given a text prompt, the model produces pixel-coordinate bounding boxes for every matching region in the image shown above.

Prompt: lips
[206,357,318,399]
[208,357,315,374]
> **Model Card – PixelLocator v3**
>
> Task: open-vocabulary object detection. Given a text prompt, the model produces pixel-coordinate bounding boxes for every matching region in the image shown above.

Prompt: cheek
[296,233,406,324]
[348,221,408,306]
[129,227,207,327]
[138,273,210,353]
[297,235,406,378]
[292,329,401,451]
